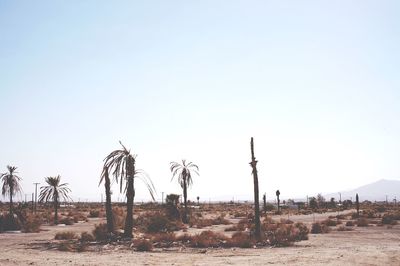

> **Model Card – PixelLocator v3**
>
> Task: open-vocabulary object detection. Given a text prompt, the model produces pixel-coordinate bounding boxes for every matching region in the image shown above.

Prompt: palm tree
[103,141,155,238]
[38,175,71,225]
[170,160,199,223]
[1,165,22,215]
[99,166,114,234]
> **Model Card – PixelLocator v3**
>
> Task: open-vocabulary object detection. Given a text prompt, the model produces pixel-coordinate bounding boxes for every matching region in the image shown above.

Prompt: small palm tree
[1,165,22,215]
[170,160,199,223]
[39,175,71,224]
[276,190,281,214]
[103,141,155,238]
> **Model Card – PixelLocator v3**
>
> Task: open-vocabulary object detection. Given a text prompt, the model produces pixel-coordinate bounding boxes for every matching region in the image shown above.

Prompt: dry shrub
[322,219,340,227]
[176,233,192,243]
[59,217,74,225]
[76,242,89,252]
[145,213,182,233]
[134,240,153,252]
[311,222,330,234]
[226,232,254,248]
[337,226,353,231]
[212,216,231,225]
[356,218,369,227]
[112,207,125,230]
[382,213,400,225]
[80,231,95,242]
[57,242,74,251]
[55,231,77,240]
[336,214,346,220]
[21,214,41,233]
[345,221,354,226]
[149,232,177,243]
[189,218,213,228]
[0,213,21,231]
[92,223,108,241]
[280,219,294,224]
[266,223,307,247]
[89,210,100,218]
[189,230,227,248]
[294,222,309,240]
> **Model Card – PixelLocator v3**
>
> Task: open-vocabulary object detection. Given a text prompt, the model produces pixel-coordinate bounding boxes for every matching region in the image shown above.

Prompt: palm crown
[39,175,71,203]
[170,160,199,189]
[1,165,22,198]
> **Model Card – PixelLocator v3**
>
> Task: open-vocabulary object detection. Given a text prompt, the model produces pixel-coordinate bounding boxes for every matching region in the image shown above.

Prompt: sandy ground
[0,213,399,266]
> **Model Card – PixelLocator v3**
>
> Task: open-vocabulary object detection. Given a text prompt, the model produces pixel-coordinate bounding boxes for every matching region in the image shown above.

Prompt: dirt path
[0,213,399,265]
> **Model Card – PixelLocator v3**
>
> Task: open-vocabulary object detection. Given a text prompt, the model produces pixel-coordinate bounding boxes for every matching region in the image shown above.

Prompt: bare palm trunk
[104,170,114,234]
[183,178,188,223]
[9,192,13,215]
[250,137,261,241]
[124,175,134,238]
[54,198,58,225]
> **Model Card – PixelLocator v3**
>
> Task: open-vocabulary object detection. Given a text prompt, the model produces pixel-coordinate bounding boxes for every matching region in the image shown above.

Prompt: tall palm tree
[170,160,199,223]
[103,141,155,238]
[99,166,114,234]
[1,165,22,215]
[38,175,71,225]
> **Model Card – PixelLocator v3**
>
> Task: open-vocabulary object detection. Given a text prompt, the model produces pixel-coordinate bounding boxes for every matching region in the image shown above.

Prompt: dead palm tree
[38,175,71,225]
[1,165,22,215]
[276,190,281,214]
[99,166,114,234]
[103,141,155,238]
[170,160,199,223]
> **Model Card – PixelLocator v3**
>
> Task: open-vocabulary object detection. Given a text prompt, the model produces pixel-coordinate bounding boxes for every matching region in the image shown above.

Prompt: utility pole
[33,182,40,213]
[162,192,164,205]
[31,193,34,211]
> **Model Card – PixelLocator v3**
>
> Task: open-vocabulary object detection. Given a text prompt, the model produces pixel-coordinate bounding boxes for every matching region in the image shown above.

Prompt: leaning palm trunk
[104,169,114,233]
[182,178,188,223]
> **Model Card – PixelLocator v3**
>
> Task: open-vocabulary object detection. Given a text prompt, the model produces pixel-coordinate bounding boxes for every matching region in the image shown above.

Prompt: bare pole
[250,137,261,241]
[33,182,40,213]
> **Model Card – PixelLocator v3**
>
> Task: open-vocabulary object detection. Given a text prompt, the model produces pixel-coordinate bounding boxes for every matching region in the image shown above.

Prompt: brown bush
[321,219,341,226]
[149,232,177,243]
[55,231,77,240]
[134,240,153,252]
[89,210,100,218]
[189,230,227,248]
[311,222,330,234]
[80,231,95,242]
[337,226,353,231]
[57,242,74,251]
[21,214,41,233]
[226,232,254,248]
[345,221,354,226]
[92,223,108,241]
[356,218,369,227]
[266,223,305,247]
[0,214,21,231]
[59,217,74,225]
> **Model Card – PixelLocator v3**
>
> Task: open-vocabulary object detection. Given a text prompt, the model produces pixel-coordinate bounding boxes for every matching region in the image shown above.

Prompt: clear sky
[1,1,399,202]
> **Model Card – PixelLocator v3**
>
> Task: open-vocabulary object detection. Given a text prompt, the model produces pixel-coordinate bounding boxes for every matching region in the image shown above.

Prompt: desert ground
[1,207,399,266]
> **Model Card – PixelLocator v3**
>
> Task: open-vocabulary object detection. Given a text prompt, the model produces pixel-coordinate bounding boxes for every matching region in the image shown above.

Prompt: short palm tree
[103,141,155,238]
[1,165,22,215]
[170,160,199,223]
[39,175,71,224]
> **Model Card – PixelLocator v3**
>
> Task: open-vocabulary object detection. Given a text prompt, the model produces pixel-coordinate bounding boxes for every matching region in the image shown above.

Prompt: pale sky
[1,1,399,203]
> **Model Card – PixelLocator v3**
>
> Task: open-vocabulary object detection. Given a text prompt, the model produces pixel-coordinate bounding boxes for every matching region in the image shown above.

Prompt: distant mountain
[325,179,400,202]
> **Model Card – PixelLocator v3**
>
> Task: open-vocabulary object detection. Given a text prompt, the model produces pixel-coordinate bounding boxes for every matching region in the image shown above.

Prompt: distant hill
[325,179,400,202]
